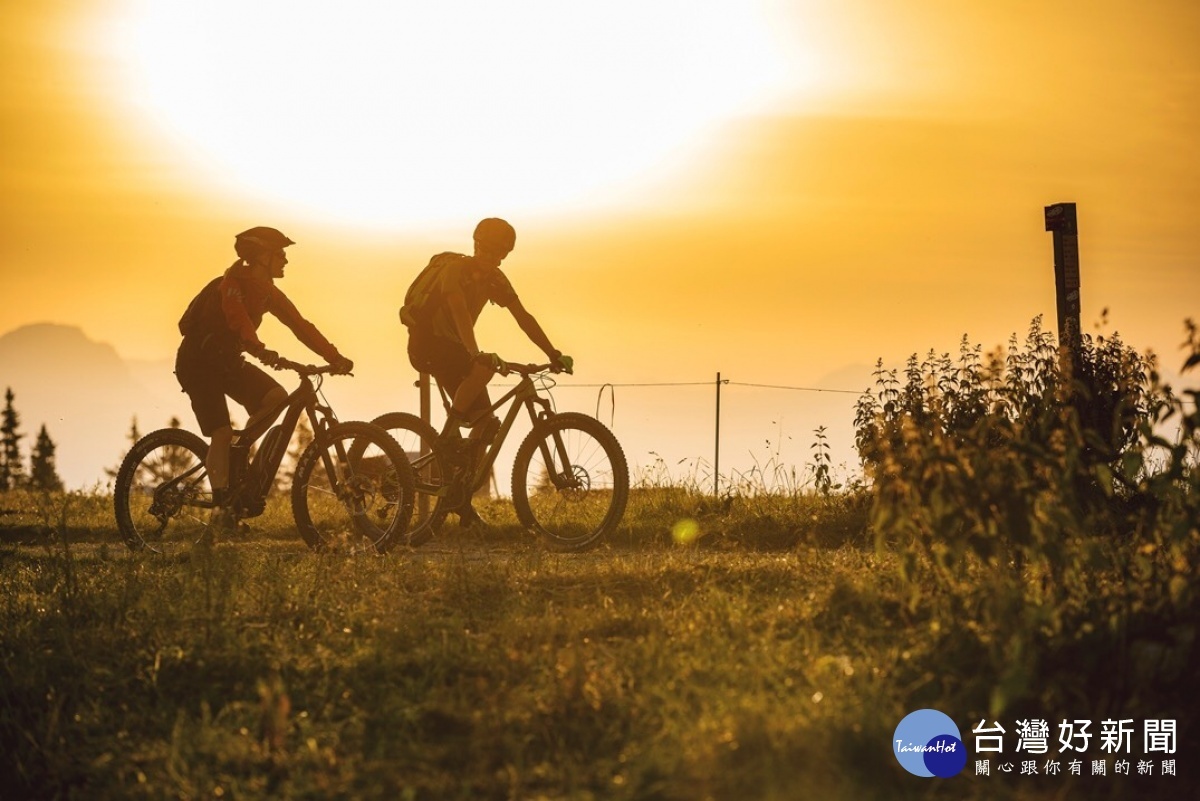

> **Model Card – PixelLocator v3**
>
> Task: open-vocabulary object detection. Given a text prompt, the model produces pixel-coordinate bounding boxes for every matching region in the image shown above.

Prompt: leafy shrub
[854,316,1198,720]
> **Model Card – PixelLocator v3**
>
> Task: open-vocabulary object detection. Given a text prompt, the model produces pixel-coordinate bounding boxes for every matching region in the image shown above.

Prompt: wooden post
[418,372,431,518]
[1044,202,1082,354]
[714,372,722,497]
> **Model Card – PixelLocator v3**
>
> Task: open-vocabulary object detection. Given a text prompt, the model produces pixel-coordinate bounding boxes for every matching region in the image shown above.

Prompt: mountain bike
[114,358,415,554]
[371,361,629,552]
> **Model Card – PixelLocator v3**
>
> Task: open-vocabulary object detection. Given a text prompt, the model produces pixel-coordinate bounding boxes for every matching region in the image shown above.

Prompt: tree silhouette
[29,425,64,492]
[0,387,26,491]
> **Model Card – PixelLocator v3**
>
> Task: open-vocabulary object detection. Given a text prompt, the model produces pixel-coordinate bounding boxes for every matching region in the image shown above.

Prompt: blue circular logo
[893,709,967,778]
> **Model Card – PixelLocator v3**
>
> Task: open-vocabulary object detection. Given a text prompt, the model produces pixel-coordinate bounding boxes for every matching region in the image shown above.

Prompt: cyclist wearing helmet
[175,226,353,527]
[399,217,571,526]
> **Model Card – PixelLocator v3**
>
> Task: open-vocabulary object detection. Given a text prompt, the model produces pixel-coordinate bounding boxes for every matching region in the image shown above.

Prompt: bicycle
[114,358,415,554]
[372,362,629,551]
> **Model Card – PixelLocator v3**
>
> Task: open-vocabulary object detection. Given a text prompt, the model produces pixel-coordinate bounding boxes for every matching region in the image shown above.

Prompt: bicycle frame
[463,373,549,489]
[227,375,333,510]
[416,365,578,497]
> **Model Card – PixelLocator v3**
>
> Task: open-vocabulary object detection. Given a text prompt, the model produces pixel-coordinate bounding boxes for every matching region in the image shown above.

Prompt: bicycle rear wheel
[369,412,449,546]
[291,421,415,552]
[114,427,212,553]
[511,412,629,551]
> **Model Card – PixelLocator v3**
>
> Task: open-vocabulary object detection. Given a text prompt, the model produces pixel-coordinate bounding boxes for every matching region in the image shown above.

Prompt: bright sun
[102,1,797,227]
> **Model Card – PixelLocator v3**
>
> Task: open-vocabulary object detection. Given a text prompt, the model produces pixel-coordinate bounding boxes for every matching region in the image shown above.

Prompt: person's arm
[507,297,560,361]
[268,287,344,363]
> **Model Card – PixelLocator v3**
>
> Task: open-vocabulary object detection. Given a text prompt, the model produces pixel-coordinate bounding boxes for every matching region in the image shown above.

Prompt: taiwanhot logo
[893,709,967,778]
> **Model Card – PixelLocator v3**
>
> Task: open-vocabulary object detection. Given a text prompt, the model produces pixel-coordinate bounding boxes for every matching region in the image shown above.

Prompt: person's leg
[448,359,496,424]
[228,363,286,440]
[443,361,500,529]
[180,366,234,504]
[412,334,491,437]
[191,402,236,528]
[177,344,243,529]
[207,425,233,502]
[210,364,285,525]
[421,347,498,526]
[243,386,288,435]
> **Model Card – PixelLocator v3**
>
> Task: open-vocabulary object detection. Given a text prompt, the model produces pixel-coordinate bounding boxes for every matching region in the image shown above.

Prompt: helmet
[234,226,295,261]
[473,218,516,254]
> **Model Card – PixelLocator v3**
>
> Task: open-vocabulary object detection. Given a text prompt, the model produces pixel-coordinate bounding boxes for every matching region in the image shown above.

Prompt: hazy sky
[2,1,1198,487]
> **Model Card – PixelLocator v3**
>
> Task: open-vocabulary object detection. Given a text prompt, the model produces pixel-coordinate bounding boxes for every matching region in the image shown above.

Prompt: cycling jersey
[399,252,518,343]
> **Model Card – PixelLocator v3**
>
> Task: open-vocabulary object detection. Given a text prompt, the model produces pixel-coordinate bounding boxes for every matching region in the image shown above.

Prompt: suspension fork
[525,392,577,490]
[308,402,351,497]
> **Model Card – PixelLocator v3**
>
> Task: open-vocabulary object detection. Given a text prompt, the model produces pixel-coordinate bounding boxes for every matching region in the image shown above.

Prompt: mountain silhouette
[0,323,187,489]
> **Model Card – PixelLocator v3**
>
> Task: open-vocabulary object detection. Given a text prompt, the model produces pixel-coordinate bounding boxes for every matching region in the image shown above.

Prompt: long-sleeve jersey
[178,261,341,362]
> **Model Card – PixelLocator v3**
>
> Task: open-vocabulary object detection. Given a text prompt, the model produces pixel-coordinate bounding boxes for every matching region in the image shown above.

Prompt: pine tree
[0,387,25,491]
[29,425,64,492]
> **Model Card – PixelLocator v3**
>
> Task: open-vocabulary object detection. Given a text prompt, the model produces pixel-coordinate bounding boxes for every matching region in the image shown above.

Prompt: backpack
[398,252,463,330]
[177,276,224,337]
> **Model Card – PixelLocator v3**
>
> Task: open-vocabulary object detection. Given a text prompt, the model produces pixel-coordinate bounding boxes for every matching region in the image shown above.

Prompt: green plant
[854,316,1198,723]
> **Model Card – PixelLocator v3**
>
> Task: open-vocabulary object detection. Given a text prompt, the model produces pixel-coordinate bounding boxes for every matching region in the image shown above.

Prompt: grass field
[1,485,1195,800]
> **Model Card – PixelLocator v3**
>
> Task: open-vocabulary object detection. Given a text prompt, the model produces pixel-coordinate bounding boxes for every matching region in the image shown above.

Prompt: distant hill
[0,324,186,489]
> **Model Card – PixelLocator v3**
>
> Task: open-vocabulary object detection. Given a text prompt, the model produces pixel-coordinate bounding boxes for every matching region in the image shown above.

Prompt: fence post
[1044,202,1082,358]
[714,372,722,496]
[418,372,431,518]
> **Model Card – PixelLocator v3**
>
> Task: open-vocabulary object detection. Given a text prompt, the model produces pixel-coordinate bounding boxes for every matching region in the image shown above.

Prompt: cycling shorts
[406,329,492,417]
[175,335,281,436]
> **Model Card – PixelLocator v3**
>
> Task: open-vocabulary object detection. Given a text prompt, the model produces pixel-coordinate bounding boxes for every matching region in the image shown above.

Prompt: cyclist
[399,217,571,527]
[174,226,353,528]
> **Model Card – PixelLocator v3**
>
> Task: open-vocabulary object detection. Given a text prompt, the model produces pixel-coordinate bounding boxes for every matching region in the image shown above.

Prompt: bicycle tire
[511,412,629,551]
[291,421,415,552]
[369,412,449,546]
[114,427,212,553]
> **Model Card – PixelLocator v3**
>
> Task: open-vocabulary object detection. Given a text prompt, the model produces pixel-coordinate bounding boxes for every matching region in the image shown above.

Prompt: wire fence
[442,372,870,496]
[460,368,1198,497]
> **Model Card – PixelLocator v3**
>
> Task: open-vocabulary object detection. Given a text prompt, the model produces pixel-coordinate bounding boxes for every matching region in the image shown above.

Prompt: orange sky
[2,1,1198,487]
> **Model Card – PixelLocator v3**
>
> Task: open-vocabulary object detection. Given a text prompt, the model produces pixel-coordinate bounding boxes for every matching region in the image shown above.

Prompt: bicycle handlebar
[503,362,569,377]
[256,354,553,378]
[258,356,350,377]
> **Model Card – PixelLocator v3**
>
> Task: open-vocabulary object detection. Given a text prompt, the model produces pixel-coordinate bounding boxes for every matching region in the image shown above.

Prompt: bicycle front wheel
[512,412,629,551]
[291,421,415,553]
[114,427,212,553]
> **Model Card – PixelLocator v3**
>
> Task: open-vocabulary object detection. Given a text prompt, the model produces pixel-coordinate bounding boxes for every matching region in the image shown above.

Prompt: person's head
[472,218,515,268]
[235,226,294,279]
